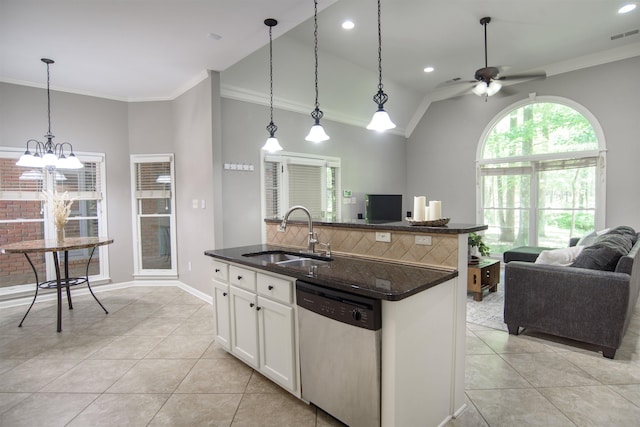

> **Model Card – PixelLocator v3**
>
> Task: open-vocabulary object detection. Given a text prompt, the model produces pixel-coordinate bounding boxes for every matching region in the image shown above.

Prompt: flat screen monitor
[365,194,403,222]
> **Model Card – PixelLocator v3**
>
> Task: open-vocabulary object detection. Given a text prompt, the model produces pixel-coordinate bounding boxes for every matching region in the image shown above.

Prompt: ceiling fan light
[262,137,283,153]
[366,109,396,131]
[472,82,488,96]
[486,81,502,96]
[305,124,330,143]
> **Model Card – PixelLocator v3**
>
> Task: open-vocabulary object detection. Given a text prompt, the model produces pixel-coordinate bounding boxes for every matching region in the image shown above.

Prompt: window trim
[475,95,607,245]
[260,151,341,242]
[0,146,110,295]
[130,153,177,278]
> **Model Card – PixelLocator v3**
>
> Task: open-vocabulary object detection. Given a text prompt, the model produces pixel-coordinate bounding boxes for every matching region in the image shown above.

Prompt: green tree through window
[479,101,603,255]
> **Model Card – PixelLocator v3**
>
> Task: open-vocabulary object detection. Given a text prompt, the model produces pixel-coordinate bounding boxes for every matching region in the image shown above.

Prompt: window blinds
[134,161,172,200]
[287,163,322,220]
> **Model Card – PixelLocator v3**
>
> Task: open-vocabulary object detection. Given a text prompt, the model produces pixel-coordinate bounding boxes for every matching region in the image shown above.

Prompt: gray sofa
[504,227,640,358]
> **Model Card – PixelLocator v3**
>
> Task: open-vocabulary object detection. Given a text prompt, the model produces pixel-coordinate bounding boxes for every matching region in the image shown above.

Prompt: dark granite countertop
[264,218,487,234]
[204,244,458,301]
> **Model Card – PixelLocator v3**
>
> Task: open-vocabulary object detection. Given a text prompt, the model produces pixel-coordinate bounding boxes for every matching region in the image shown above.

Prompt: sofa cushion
[572,227,636,271]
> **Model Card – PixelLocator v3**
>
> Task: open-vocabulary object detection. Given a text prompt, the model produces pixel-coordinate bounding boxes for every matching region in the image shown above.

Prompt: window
[0,147,109,291]
[263,152,341,222]
[477,99,605,255]
[130,154,177,276]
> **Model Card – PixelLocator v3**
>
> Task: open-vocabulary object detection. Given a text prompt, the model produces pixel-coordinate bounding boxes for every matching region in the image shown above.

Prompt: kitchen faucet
[279,205,330,256]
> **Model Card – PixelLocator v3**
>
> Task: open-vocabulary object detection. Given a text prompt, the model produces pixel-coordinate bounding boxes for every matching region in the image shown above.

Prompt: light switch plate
[192,199,198,209]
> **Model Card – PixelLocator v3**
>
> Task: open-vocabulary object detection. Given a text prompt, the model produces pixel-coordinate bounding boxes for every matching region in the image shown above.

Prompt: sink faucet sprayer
[279,205,330,256]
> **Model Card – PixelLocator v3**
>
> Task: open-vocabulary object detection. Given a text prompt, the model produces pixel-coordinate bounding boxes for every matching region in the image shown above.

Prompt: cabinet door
[230,286,259,368]
[258,295,296,391]
[212,280,230,350]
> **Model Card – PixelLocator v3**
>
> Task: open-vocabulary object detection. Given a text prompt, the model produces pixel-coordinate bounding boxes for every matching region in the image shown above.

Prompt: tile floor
[0,285,639,426]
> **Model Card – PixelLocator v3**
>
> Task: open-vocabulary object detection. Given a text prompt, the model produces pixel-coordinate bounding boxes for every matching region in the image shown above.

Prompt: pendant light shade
[16,59,84,171]
[305,0,329,143]
[366,0,395,132]
[262,18,283,153]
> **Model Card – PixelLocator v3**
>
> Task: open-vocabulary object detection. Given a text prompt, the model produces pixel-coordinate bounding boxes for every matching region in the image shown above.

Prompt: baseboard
[0,280,212,309]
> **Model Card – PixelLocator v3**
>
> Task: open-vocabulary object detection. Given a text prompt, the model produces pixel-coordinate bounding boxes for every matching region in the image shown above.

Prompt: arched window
[477,96,606,255]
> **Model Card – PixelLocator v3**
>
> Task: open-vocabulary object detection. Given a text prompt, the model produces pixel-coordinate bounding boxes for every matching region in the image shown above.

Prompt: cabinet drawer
[230,265,257,291]
[211,260,228,282]
[257,273,293,304]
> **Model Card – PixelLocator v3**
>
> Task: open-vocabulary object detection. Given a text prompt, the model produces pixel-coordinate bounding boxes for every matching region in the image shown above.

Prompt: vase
[56,227,65,243]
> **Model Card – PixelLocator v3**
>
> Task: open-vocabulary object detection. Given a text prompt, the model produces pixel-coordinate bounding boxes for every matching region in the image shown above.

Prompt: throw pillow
[604,226,637,244]
[535,246,585,266]
[571,229,635,271]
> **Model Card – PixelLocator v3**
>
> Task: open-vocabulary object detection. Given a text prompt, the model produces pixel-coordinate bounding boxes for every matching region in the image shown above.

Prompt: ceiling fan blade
[435,78,476,89]
[497,71,546,81]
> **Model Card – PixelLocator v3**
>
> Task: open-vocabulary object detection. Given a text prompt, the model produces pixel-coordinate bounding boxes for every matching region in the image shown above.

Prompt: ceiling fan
[441,16,546,98]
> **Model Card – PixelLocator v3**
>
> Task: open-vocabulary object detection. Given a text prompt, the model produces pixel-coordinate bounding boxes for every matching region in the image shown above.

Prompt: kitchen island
[206,219,486,426]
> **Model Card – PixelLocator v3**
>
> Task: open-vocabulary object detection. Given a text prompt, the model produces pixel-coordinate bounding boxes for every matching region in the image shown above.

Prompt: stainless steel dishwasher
[296,280,382,427]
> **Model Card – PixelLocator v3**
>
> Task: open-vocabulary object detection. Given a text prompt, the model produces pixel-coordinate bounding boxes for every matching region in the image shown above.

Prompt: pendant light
[262,18,283,153]
[366,0,396,132]
[305,0,330,143]
[17,58,84,171]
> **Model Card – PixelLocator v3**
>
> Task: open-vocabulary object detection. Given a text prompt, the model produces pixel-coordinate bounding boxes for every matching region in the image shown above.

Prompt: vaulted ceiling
[2,0,639,136]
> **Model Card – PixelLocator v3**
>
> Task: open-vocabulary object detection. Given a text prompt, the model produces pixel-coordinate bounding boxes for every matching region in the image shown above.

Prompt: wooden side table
[467,258,500,301]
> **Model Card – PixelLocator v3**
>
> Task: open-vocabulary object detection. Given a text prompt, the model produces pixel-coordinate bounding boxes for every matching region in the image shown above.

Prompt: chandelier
[16,58,83,171]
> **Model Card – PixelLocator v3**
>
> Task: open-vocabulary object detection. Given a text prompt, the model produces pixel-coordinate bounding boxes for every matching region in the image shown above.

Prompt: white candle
[413,196,426,221]
[429,200,442,220]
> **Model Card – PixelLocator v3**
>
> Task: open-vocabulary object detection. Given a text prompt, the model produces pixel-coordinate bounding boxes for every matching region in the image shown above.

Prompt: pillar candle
[429,200,442,220]
[413,196,426,221]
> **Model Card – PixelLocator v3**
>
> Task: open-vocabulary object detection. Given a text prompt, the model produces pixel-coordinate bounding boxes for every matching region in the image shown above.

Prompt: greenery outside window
[477,98,605,255]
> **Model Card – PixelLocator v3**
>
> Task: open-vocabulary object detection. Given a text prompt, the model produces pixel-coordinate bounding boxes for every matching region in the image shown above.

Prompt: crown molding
[220,84,406,137]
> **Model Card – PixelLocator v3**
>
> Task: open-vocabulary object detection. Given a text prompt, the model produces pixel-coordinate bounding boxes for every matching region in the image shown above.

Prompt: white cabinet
[230,285,259,368]
[258,295,295,390]
[212,280,231,350]
[211,259,298,394]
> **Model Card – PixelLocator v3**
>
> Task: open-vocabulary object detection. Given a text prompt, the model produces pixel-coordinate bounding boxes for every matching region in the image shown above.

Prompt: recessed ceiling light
[423,66,434,73]
[342,20,355,30]
[618,3,637,13]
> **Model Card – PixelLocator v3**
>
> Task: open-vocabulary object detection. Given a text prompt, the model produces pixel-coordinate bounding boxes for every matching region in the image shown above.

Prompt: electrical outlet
[375,232,391,243]
[188,261,192,271]
[415,235,432,245]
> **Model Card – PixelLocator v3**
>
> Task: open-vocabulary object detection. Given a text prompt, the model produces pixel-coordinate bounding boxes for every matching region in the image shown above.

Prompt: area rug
[466,276,507,331]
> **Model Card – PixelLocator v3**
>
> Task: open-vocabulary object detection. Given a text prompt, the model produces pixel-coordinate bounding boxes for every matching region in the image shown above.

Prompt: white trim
[0,280,212,309]
[129,153,178,277]
[221,84,407,137]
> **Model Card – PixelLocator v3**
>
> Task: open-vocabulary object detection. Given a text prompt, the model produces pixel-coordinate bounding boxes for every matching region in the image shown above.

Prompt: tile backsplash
[266,223,458,269]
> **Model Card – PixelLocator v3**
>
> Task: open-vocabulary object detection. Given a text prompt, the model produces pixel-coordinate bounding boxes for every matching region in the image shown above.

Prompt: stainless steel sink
[276,257,331,267]
[242,250,332,267]
[242,251,301,264]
